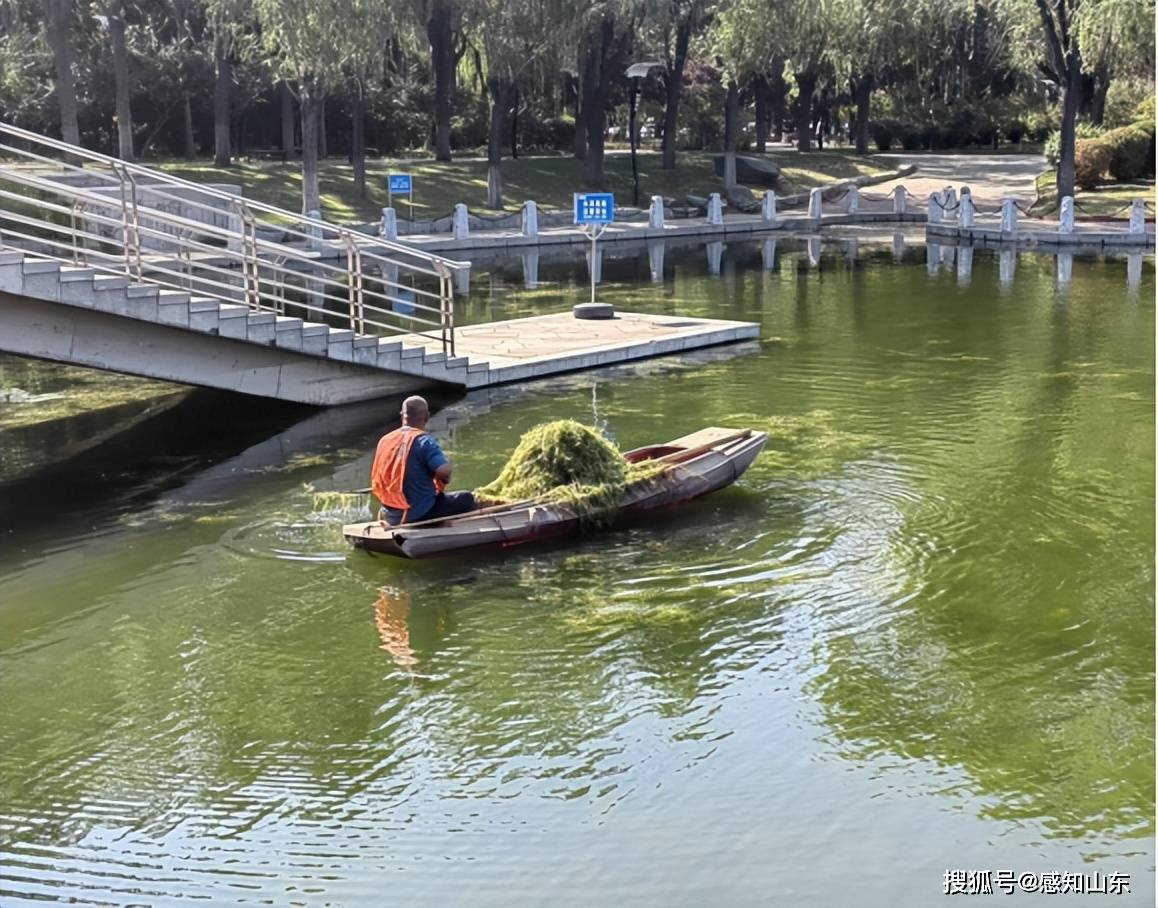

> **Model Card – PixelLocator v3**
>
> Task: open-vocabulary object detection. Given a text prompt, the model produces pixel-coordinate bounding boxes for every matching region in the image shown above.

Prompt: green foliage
[1044,130,1061,167]
[1075,122,1106,139]
[1073,138,1111,190]
[1101,123,1155,181]
[1132,94,1156,128]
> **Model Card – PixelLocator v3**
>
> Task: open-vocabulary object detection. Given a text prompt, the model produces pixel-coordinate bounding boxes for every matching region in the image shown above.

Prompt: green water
[0,234,1153,905]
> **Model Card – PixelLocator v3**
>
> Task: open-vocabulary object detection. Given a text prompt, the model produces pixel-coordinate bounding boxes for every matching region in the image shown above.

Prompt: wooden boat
[342,426,767,560]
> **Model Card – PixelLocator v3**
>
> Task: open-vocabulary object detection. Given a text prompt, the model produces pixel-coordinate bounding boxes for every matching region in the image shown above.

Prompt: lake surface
[0,233,1153,905]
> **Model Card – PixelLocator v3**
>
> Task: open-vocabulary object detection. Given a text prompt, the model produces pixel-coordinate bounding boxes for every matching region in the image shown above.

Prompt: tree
[98,0,135,159]
[414,0,465,161]
[648,0,713,169]
[1026,0,1085,197]
[46,0,81,146]
[829,0,907,154]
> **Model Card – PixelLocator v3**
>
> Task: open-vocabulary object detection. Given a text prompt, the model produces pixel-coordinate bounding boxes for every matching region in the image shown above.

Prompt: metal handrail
[0,122,465,354]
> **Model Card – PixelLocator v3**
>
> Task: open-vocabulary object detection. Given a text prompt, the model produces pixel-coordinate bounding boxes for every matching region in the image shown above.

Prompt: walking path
[872,152,1045,204]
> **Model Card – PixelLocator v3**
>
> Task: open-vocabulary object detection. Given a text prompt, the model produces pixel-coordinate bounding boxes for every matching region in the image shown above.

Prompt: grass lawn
[156,148,893,223]
[1031,170,1156,219]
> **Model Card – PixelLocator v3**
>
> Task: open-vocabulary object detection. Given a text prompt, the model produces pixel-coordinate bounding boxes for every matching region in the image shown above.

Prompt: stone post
[521,200,539,237]
[927,192,942,225]
[380,207,398,240]
[452,203,470,240]
[808,187,823,220]
[959,188,974,228]
[762,191,777,224]
[892,185,907,214]
[649,196,665,229]
[942,186,957,223]
[1058,196,1074,234]
[706,240,723,275]
[847,186,859,215]
[1000,197,1017,234]
[707,193,724,225]
[1129,199,1145,233]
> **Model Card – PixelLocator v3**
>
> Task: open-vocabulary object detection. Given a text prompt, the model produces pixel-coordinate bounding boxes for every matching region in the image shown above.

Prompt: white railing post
[941,186,957,223]
[927,192,942,225]
[521,200,538,237]
[892,185,907,214]
[342,231,364,332]
[1059,196,1074,234]
[808,187,823,220]
[649,195,665,229]
[453,203,470,240]
[707,193,723,225]
[1000,197,1017,234]
[959,188,974,228]
[762,191,777,224]
[380,207,398,240]
[1130,198,1145,233]
[847,186,859,215]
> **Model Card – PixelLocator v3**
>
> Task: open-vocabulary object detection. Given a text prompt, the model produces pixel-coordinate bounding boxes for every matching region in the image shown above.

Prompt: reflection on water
[0,237,1153,905]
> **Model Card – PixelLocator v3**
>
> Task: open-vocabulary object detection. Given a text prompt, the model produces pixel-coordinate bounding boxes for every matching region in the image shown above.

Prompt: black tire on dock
[573,302,615,320]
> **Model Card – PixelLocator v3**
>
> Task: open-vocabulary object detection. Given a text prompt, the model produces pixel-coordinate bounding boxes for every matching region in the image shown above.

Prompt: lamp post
[625,62,661,208]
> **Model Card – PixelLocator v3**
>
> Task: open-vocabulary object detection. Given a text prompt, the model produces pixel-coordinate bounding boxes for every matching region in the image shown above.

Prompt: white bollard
[649,195,665,229]
[762,190,777,224]
[707,193,724,225]
[892,185,907,214]
[808,187,823,220]
[380,207,398,240]
[942,186,957,223]
[847,186,859,215]
[521,200,539,237]
[453,203,470,240]
[1059,196,1074,234]
[1000,197,1017,234]
[959,188,974,228]
[1130,199,1145,234]
[927,192,942,225]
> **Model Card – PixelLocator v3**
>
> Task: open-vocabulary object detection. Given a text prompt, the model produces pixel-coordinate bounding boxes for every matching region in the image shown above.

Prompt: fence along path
[0,122,468,356]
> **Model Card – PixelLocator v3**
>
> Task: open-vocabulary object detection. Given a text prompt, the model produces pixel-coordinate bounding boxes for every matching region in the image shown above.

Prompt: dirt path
[870,152,1046,204]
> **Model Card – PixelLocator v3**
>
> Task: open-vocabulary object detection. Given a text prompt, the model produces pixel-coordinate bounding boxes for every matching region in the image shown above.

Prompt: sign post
[574,192,615,305]
[388,173,413,221]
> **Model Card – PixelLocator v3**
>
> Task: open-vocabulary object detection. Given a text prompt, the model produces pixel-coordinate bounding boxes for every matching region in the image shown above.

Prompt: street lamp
[625,61,661,207]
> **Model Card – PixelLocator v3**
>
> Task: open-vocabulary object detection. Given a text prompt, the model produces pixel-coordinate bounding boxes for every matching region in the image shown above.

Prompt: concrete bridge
[0,124,756,405]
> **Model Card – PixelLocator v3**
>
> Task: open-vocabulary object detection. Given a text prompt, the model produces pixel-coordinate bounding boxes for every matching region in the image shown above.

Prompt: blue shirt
[383,433,448,523]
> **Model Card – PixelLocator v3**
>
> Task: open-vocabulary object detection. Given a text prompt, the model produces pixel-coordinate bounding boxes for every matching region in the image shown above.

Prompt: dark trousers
[381,490,477,526]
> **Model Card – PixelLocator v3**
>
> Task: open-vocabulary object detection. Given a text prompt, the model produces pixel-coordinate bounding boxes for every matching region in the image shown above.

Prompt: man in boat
[371,395,476,526]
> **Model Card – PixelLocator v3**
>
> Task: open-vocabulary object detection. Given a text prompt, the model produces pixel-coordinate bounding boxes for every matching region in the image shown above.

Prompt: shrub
[1134,95,1156,128]
[1074,139,1111,189]
[1003,121,1025,144]
[1102,124,1155,181]
[899,127,922,150]
[1075,121,1105,139]
[1044,130,1061,167]
[871,121,895,151]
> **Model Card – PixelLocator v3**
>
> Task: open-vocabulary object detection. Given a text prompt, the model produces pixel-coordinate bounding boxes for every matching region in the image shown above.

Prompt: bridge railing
[0,122,468,355]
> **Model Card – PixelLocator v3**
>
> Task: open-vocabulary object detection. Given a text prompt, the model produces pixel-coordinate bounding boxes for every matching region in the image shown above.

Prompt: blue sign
[574,192,615,225]
[388,174,412,194]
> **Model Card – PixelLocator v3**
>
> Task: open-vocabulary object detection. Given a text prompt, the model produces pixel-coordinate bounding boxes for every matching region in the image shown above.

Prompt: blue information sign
[388,174,412,194]
[574,192,615,225]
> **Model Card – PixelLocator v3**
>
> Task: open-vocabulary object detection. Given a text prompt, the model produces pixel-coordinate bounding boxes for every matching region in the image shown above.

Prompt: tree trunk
[723,79,739,190]
[47,0,80,148]
[351,89,366,198]
[853,76,872,154]
[427,0,454,161]
[1090,66,1110,126]
[183,94,195,159]
[753,76,768,153]
[317,97,327,160]
[213,35,231,166]
[1056,53,1082,199]
[300,83,322,214]
[510,86,519,159]
[486,78,511,209]
[280,80,296,158]
[795,70,816,152]
[582,16,615,188]
[107,0,133,160]
[574,48,589,160]
[660,16,692,169]
[770,73,785,143]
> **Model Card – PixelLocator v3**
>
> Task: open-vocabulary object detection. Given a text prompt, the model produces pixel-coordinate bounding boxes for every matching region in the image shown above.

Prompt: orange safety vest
[371,426,444,518]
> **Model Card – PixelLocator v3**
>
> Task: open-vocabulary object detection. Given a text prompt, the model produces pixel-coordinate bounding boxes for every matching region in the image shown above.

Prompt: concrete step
[92,274,130,291]
[189,298,223,332]
[21,261,64,301]
[301,322,330,355]
[467,360,490,373]
[274,316,304,351]
[125,283,159,299]
[0,250,24,266]
[352,334,379,366]
[246,311,277,344]
[422,351,447,365]
[327,328,355,361]
[157,290,192,327]
[58,267,97,283]
[217,304,251,339]
[375,340,402,369]
[0,260,22,294]
[21,260,61,276]
[400,344,426,360]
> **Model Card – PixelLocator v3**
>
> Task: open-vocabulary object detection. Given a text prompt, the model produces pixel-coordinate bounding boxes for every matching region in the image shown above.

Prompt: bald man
[370,395,476,526]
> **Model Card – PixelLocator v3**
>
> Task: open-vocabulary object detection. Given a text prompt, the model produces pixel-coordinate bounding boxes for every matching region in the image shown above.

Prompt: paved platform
[396,310,760,386]
[928,216,1155,249]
